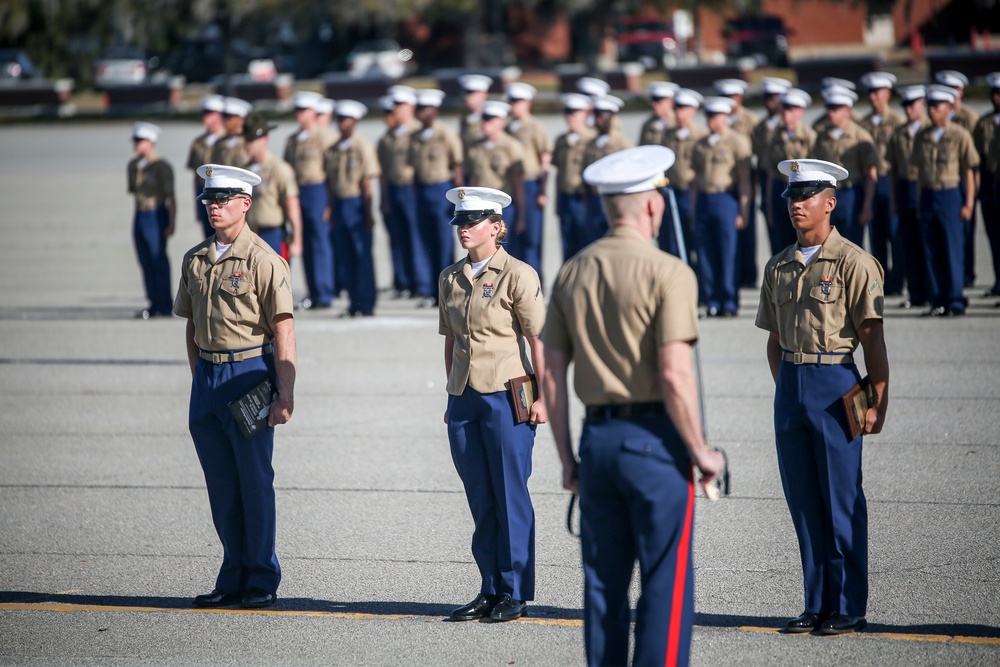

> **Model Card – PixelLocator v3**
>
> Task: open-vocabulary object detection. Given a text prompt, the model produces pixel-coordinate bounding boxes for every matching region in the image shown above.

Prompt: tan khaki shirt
[128,153,174,211]
[887,118,930,182]
[691,128,752,193]
[543,226,699,406]
[410,121,464,185]
[911,123,980,190]
[507,115,552,180]
[860,109,906,176]
[662,125,708,190]
[582,130,636,171]
[460,113,483,152]
[378,120,419,186]
[553,128,596,195]
[210,134,250,169]
[730,106,760,138]
[174,223,294,352]
[952,105,980,134]
[325,135,380,199]
[812,122,878,187]
[766,124,818,177]
[439,247,545,395]
[247,152,299,230]
[465,133,525,192]
[639,112,677,146]
[751,115,780,163]
[187,130,225,191]
[284,128,333,186]
[972,112,1000,173]
[756,227,883,355]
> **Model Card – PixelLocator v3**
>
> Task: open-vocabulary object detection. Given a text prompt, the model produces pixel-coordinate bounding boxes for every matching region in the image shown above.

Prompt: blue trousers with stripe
[978,171,1000,294]
[189,351,280,595]
[895,180,928,304]
[447,386,536,602]
[867,175,902,294]
[386,183,417,293]
[332,196,376,315]
[133,208,173,315]
[659,188,694,261]
[557,192,589,261]
[774,361,867,618]
[579,414,696,667]
[299,183,334,306]
[695,191,739,313]
[585,193,610,249]
[416,181,454,299]
[832,186,861,247]
[920,188,966,312]
[509,178,543,278]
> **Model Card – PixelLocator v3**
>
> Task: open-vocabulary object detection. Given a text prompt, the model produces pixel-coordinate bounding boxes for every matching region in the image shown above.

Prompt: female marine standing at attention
[438,186,547,623]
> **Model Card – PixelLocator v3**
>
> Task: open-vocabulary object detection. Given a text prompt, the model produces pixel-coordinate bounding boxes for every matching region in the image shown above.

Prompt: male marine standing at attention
[544,145,723,667]
[757,158,889,636]
[175,164,297,610]
[187,94,226,237]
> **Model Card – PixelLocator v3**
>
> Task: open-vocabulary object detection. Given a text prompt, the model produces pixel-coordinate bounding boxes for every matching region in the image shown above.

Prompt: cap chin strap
[781,181,836,199]
[450,210,498,225]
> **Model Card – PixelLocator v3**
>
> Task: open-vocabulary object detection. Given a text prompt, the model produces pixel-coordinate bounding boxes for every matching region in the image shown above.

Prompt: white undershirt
[800,244,822,265]
[215,241,233,261]
[470,257,491,278]
[932,127,945,143]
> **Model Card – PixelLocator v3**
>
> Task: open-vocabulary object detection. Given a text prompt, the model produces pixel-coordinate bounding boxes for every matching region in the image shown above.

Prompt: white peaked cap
[935,70,969,89]
[560,93,592,111]
[986,72,1000,90]
[335,99,367,120]
[459,73,493,92]
[576,76,610,97]
[197,164,262,197]
[201,94,225,112]
[446,186,512,224]
[713,78,749,96]
[293,91,324,110]
[778,158,848,198]
[481,100,512,119]
[860,71,897,90]
[821,77,857,91]
[379,95,395,112]
[760,77,792,95]
[899,85,926,103]
[823,85,859,107]
[674,88,704,108]
[315,98,336,115]
[781,88,812,108]
[388,85,417,106]
[416,89,446,108]
[132,122,161,142]
[704,96,737,114]
[506,82,537,101]
[583,145,676,195]
[223,97,252,117]
[592,95,624,113]
[648,81,679,99]
[926,84,957,104]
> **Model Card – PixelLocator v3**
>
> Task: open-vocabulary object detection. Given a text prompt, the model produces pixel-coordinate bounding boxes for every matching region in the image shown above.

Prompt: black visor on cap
[781,181,835,199]
[198,188,249,203]
[449,210,496,226]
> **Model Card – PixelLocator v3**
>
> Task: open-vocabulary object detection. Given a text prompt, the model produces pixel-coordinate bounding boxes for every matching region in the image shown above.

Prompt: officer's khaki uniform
[756,226,883,621]
[638,113,676,146]
[465,133,525,194]
[247,152,299,232]
[128,151,175,316]
[438,246,545,603]
[174,222,293,597]
[211,134,250,168]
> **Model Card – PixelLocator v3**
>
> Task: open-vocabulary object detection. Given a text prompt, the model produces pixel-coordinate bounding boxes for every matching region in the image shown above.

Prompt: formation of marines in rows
[127,67,1000,321]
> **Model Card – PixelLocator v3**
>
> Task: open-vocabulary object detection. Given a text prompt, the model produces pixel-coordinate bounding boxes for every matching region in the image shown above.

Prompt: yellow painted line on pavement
[2,603,999,645]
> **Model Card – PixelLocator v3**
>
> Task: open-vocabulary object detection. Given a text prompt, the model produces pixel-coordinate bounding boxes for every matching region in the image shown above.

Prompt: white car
[93,45,160,87]
[346,40,413,79]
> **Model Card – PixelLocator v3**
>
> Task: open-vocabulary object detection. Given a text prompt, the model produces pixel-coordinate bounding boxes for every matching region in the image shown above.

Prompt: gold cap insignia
[790,161,799,172]
[457,189,466,200]
[205,166,214,177]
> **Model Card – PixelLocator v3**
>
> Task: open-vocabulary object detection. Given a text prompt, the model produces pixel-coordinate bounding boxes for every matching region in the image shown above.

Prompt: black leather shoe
[923,306,948,317]
[192,589,240,607]
[450,593,499,621]
[240,589,276,609]
[489,594,527,622]
[819,614,866,635]
[783,612,822,633]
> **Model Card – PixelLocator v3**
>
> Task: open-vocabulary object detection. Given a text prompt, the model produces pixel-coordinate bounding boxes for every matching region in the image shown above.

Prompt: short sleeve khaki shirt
[639,113,676,146]
[378,121,419,186]
[691,128,752,193]
[187,130,225,191]
[410,121,464,185]
[582,130,636,170]
[812,122,878,187]
[465,133,525,192]
[755,227,884,355]
[730,106,760,137]
[247,153,299,230]
[543,226,699,406]
[128,153,174,211]
[911,123,980,190]
[662,125,709,190]
[507,115,552,180]
[860,109,906,176]
[553,128,596,196]
[766,124,818,177]
[173,223,294,352]
[210,134,250,169]
[887,119,929,182]
[284,128,333,186]
[325,135,380,199]
[438,247,545,395]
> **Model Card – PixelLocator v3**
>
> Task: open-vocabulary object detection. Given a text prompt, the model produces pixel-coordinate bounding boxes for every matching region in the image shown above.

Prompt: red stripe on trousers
[665,468,695,667]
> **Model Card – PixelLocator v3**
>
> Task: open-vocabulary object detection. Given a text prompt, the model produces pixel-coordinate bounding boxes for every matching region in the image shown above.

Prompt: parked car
[93,45,163,87]
[723,14,790,67]
[0,49,40,80]
[164,37,290,83]
[346,39,414,79]
[616,15,680,69]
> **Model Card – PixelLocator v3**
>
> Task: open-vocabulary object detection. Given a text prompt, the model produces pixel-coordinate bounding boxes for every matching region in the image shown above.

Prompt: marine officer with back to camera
[175,164,297,610]
[543,145,723,667]
[439,186,547,624]
[756,158,889,636]
[128,121,175,319]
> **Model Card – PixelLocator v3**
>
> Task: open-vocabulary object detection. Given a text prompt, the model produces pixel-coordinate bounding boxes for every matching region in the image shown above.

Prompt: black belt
[585,402,666,421]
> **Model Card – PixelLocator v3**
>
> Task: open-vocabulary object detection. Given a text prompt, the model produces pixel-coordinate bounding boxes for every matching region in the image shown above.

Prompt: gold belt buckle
[793,351,804,364]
